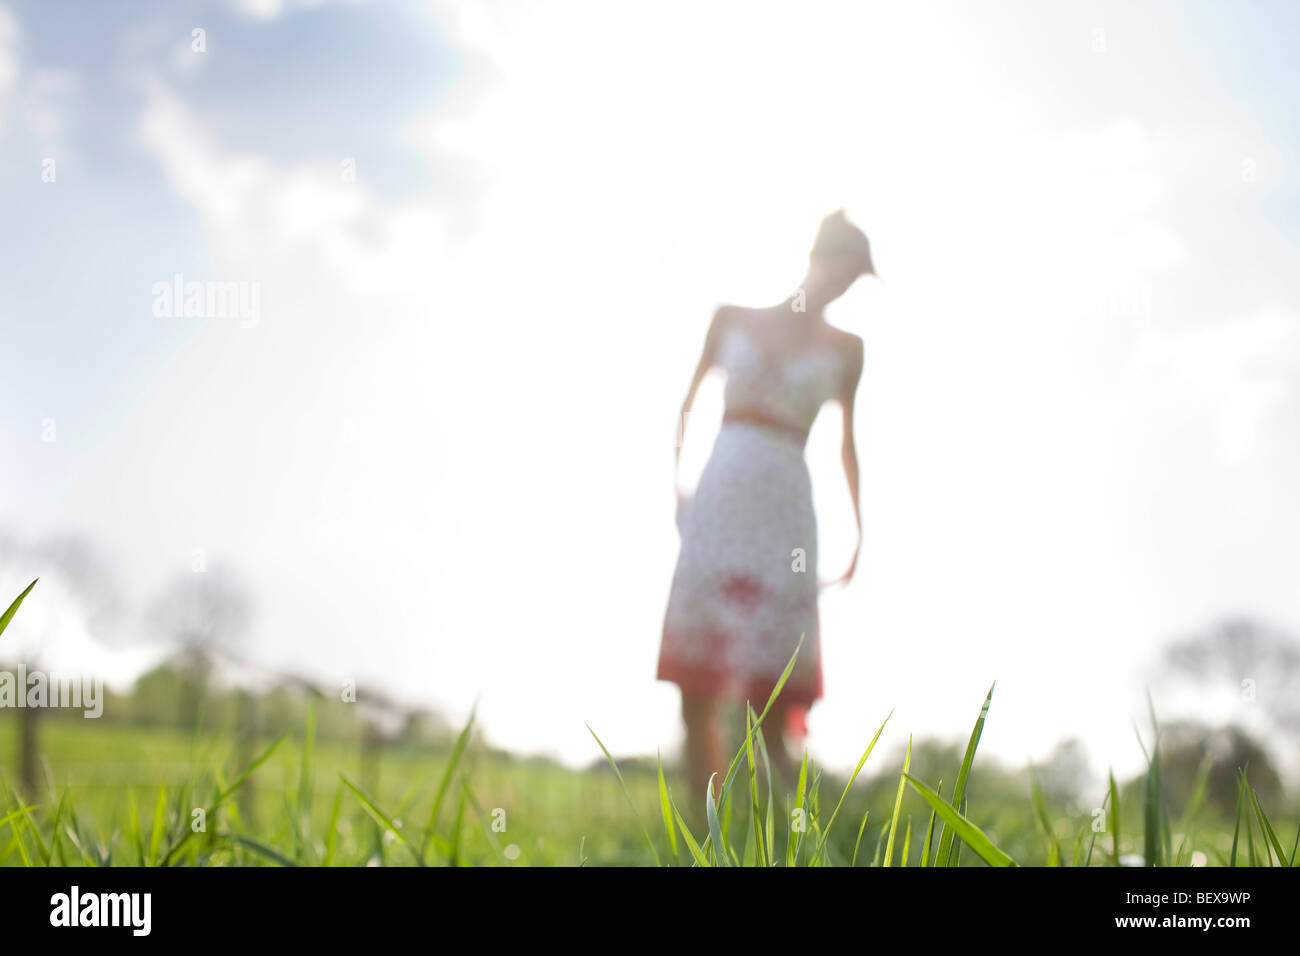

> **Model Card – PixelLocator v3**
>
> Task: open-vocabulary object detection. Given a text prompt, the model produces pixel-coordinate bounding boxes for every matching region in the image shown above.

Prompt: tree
[1036,738,1093,806]
[1153,617,1300,780]
[1157,721,1284,816]
[146,563,254,729]
[1149,616,1300,790]
[0,533,124,794]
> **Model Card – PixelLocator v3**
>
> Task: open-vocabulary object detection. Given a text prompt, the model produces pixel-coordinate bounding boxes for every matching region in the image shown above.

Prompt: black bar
[0,865,1283,941]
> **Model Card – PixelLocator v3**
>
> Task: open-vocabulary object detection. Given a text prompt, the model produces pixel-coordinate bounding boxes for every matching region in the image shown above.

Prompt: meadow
[1,582,1296,867]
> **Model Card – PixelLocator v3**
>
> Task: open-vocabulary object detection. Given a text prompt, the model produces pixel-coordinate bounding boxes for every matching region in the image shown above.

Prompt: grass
[2,581,1297,867]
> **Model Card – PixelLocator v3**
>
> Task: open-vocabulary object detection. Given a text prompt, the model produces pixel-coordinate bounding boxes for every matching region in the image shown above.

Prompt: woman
[659,210,874,798]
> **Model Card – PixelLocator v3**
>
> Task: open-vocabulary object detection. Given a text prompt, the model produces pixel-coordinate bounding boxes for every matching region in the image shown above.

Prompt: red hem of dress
[656,653,822,737]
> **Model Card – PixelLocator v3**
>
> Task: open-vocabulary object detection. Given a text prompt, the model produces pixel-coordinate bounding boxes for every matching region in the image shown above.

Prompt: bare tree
[1160,618,1300,727]
[1036,738,1093,805]
[1,533,125,794]
[146,563,254,728]
[34,534,127,644]
[1152,617,1300,779]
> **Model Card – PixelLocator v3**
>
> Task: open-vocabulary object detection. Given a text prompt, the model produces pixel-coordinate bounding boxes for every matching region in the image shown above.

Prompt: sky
[1,0,1299,787]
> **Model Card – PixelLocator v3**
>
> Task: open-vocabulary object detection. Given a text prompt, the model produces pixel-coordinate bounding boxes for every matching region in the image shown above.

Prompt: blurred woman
[659,210,874,798]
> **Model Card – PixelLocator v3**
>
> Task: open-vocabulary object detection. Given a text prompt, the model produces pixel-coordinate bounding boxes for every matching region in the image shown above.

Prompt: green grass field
[1,682,1295,867]
[2,582,1296,867]
[0,712,662,866]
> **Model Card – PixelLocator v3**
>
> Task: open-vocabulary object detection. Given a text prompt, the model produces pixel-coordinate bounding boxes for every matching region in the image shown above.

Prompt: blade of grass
[656,750,678,860]
[147,784,167,866]
[1084,790,1110,868]
[161,735,285,866]
[1172,753,1214,866]
[1143,740,1165,867]
[705,773,730,867]
[851,809,870,867]
[905,774,1018,867]
[0,806,36,831]
[229,834,299,867]
[765,788,775,868]
[1245,802,1258,867]
[1030,770,1061,866]
[813,709,893,864]
[670,800,709,867]
[786,750,809,867]
[1070,824,1086,868]
[744,706,766,867]
[721,781,735,853]
[341,774,423,865]
[23,804,50,865]
[0,579,37,638]
[741,812,756,866]
[461,777,506,860]
[0,804,35,867]
[422,701,477,862]
[297,702,316,858]
[752,704,777,865]
[1108,770,1121,866]
[324,782,344,866]
[937,683,994,868]
[449,785,467,867]
[1229,773,1245,867]
[920,779,943,868]
[883,735,912,867]
[1247,785,1287,867]
[710,636,804,826]
[1238,767,1259,867]
[587,722,662,867]
[741,713,777,865]
[124,788,143,866]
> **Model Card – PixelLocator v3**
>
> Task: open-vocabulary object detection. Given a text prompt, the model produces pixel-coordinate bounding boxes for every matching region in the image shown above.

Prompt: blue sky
[1172,0,1300,243]
[2,0,454,502]
[2,0,1299,780]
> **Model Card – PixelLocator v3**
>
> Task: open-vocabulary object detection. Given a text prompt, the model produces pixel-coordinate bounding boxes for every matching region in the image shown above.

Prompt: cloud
[18,0,1300,773]
[0,542,162,686]
[0,6,16,109]
[1137,310,1300,462]
[137,78,452,296]
[0,8,83,162]
[229,0,363,22]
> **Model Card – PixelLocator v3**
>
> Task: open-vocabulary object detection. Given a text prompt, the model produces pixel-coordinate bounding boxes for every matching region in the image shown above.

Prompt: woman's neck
[780,287,825,320]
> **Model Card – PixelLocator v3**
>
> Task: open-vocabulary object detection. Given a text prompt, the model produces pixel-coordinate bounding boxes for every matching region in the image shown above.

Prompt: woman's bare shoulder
[701,304,749,356]
[707,304,761,340]
[829,326,864,358]
[711,303,758,325]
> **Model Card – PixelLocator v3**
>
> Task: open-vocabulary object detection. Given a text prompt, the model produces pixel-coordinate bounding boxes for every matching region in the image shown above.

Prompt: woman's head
[804,209,874,306]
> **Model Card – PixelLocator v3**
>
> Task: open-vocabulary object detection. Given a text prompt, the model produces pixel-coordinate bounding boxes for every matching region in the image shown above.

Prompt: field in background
[0,717,657,866]
[1,691,1294,867]
[2,584,1295,867]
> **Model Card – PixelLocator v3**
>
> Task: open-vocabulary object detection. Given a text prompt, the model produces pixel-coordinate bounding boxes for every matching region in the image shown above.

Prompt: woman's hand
[819,538,860,591]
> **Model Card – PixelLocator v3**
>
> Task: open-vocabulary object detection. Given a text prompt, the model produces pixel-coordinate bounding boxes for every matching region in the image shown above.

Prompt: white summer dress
[658,320,846,736]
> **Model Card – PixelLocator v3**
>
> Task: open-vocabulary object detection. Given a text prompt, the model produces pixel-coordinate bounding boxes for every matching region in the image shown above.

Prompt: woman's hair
[811,209,874,276]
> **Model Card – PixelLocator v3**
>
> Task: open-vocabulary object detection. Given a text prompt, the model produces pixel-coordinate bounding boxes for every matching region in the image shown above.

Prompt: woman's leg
[682,690,724,801]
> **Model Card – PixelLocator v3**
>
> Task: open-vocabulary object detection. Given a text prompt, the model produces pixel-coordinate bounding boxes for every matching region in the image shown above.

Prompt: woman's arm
[675,307,732,491]
[825,334,864,588]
